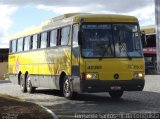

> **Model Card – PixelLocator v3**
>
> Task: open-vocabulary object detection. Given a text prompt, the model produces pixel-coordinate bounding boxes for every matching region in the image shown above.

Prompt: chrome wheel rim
[64,79,70,96]
[27,77,31,91]
[20,77,24,88]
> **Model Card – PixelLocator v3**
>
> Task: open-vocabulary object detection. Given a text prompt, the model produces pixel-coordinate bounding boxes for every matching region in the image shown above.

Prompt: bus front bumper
[80,79,145,93]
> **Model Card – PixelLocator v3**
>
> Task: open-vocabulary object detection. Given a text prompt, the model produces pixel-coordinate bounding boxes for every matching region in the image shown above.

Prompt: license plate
[110,86,121,90]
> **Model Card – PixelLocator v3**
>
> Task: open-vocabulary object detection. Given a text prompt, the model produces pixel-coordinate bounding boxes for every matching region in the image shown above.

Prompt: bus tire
[63,76,75,100]
[20,75,27,93]
[109,90,123,99]
[26,75,35,94]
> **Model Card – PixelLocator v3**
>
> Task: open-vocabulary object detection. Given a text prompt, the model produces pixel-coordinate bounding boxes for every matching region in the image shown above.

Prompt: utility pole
[155,0,160,74]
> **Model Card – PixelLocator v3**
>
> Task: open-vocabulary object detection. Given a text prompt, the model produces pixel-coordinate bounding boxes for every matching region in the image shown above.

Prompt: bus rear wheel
[20,75,27,93]
[109,90,123,99]
[63,76,75,100]
[26,75,35,94]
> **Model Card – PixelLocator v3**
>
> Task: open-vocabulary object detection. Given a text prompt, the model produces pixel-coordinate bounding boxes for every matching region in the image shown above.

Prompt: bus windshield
[81,23,143,58]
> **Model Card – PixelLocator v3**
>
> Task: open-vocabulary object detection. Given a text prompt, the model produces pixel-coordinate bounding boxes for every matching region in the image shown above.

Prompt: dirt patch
[0,94,53,119]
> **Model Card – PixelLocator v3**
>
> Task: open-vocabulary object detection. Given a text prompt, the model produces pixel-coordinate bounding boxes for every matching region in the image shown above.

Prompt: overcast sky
[0,0,155,48]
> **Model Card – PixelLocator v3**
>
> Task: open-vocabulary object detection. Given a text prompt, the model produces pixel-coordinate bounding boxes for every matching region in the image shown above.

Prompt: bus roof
[10,13,138,40]
[141,25,156,34]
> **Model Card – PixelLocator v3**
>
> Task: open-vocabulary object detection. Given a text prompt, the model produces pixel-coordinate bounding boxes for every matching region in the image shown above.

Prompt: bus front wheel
[109,90,123,99]
[63,76,75,99]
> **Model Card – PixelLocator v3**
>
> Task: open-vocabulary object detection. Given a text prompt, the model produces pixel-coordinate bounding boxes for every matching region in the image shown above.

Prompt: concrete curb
[0,80,11,83]
[25,100,58,119]
[40,105,59,119]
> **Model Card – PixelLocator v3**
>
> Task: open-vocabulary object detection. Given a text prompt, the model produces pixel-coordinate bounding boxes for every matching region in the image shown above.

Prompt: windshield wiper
[133,49,143,57]
[99,45,108,60]
[122,48,132,60]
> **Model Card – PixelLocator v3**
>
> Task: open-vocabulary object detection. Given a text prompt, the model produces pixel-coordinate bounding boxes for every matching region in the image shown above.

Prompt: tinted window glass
[32,34,38,49]
[81,23,142,58]
[113,24,142,57]
[17,38,23,52]
[81,24,114,57]
[73,24,78,47]
[41,32,47,48]
[72,24,79,57]
[61,26,70,45]
[24,36,30,51]
[50,30,57,47]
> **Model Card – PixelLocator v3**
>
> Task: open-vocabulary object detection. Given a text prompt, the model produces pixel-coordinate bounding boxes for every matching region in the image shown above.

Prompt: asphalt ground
[0,75,160,119]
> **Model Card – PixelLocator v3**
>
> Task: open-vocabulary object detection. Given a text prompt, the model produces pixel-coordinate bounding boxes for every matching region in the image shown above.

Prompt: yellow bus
[9,13,145,99]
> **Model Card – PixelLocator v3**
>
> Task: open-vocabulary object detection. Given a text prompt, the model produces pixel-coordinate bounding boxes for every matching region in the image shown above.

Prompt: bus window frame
[47,31,51,47]
[79,22,143,59]
[57,29,61,46]
[9,25,72,54]
[9,40,12,53]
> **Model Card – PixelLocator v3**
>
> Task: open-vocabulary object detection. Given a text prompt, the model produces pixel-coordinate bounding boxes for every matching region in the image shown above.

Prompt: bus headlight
[86,73,99,79]
[86,74,92,79]
[138,73,143,78]
[133,72,143,79]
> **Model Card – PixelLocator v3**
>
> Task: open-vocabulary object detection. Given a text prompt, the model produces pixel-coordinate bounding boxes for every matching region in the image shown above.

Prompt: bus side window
[32,34,38,50]
[40,32,47,48]
[24,36,30,51]
[17,38,24,52]
[50,29,57,47]
[10,40,17,53]
[73,24,78,47]
[61,26,70,46]
[72,24,79,58]
[9,41,12,53]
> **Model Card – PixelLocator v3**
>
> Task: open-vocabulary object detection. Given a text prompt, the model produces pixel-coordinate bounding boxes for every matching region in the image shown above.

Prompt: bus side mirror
[78,31,82,45]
